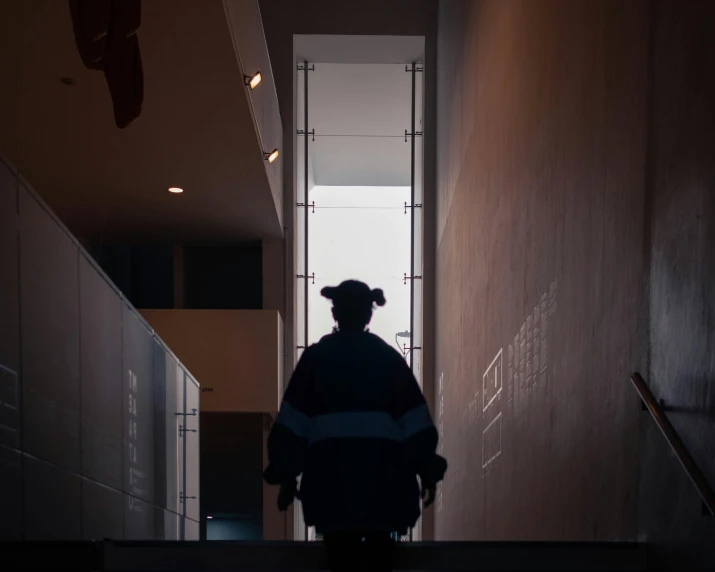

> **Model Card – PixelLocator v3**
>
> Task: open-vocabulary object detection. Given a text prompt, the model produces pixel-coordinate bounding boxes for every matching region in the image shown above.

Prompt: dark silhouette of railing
[630,372,715,516]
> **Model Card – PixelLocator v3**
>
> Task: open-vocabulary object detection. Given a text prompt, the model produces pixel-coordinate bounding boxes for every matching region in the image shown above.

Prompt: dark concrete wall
[638,0,715,565]
[0,153,200,540]
[435,0,714,552]
[435,0,648,541]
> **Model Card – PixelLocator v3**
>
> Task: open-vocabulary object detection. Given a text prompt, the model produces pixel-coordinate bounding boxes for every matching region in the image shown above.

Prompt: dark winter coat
[264,331,447,534]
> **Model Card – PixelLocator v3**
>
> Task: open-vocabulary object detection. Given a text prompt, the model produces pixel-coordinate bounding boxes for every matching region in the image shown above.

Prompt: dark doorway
[200,413,263,540]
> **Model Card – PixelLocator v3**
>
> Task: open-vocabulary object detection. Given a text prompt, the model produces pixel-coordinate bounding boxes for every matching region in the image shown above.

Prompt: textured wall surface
[0,158,20,539]
[435,0,715,554]
[638,0,715,565]
[0,153,200,540]
[435,0,648,541]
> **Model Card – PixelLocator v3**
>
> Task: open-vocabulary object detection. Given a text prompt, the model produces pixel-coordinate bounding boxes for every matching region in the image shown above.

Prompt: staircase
[4,540,649,571]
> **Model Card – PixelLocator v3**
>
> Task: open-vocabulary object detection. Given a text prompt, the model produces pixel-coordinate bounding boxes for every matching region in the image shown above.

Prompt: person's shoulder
[364,331,386,346]
[366,332,405,360]
[316,332,338,346]
[307,333,338,354]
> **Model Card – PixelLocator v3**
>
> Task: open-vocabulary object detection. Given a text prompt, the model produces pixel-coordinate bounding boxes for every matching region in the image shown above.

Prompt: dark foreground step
[1,540,648,571]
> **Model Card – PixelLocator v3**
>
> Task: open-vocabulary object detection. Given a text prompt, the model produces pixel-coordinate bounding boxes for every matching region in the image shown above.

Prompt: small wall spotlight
[244,72,262,90]
[264,149,279,163]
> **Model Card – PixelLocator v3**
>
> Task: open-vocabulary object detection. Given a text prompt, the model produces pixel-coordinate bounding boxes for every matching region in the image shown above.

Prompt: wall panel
[0,367,19,450]
[185,517,200,541]
[434,0,647,541]
[153,339,168,510]
[0,445,22,540]
[20,185,80,472]
[123,494,155,540]
[155,506,180,540]
[123,306,155,504]
[0,160,19,430]
[0,155,201,540]
[23,454,81,540]
[80,254,123,490]
[82,477,123,540]
[165,353,183,516]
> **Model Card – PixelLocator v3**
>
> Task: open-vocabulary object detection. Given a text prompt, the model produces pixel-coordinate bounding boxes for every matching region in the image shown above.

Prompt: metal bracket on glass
[178,424,197,437]
[175,409,197,418]
[403,273,423,284]
[179,493,196,504]
[404,202,423,214]
[297,272,315,284]
[405,129,423,142]
[297,63,315,72]
[177,410,197,437]
[298,201,316,213]
[297,129,315,141]
[404,65,424,73]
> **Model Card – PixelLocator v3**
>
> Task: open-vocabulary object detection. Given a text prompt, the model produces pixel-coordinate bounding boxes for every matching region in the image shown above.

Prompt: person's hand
[278,479,298,511]
[421,483,437,508]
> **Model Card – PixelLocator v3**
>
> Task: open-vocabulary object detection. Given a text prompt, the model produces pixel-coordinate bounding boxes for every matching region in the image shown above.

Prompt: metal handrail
[630,372,715,516]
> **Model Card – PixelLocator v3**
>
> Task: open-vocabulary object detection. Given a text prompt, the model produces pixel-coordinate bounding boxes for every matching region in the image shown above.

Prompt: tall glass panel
[306,63,411,349]
[298,59,424,542]
[185,374,200,524]
[168,357,184,535]
[295,62,313,541]
[309,185,410,346]
[410,65,424,542]
[411,68,424,390]
[295,67,307,361]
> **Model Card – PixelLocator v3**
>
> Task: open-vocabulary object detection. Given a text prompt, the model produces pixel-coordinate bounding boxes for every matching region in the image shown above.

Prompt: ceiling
[0,0,282,244]
[295,35,425,64]
[302,61,424,188]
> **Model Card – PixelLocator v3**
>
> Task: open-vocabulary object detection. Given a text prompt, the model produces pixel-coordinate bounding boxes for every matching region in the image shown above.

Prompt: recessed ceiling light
[207,516,213,520]
[168,187,184,194]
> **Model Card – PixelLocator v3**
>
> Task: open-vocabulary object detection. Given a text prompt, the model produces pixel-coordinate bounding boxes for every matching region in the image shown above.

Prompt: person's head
[321,280,386,333]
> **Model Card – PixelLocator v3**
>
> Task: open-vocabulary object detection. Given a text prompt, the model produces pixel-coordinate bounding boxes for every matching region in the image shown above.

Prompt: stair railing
[630,372,715,516]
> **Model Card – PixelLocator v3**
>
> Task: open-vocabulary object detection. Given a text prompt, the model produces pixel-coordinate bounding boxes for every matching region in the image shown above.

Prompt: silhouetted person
[264,280,447,572]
